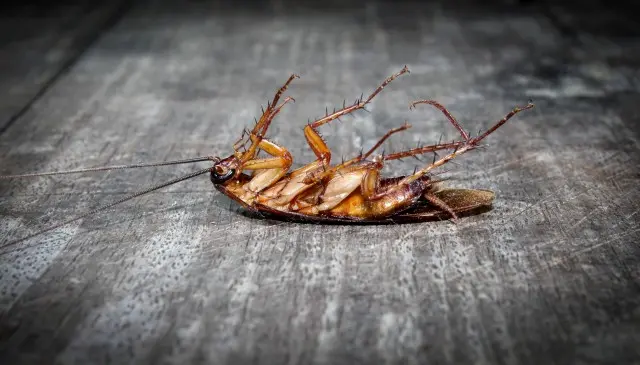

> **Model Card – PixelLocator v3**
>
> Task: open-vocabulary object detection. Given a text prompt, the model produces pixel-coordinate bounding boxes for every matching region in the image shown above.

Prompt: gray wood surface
[0,1,131,133]
[1,0,639,364]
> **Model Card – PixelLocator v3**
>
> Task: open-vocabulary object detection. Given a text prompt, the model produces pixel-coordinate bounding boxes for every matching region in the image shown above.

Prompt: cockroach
[0,66,534,250]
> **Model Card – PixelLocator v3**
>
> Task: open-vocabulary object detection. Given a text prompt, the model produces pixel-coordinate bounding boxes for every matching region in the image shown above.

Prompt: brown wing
[392,188,495,222]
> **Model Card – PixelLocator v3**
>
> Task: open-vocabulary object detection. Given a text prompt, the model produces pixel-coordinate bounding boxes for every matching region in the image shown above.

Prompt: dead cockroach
[0,66,534,250]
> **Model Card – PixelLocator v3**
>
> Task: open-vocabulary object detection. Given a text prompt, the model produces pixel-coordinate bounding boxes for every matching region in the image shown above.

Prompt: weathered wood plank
[0,1,131,133]
[0,1,638,364]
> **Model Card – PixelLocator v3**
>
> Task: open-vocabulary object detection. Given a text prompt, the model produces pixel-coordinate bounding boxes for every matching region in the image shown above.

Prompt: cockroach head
[210,155,238,185]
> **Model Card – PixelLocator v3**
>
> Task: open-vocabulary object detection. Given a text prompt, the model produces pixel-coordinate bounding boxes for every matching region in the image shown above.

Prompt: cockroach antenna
[1,161,215,252]
[0,156,215,179]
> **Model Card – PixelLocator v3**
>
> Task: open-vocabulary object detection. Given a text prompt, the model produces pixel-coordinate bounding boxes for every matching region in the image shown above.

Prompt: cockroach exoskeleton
[0,66,534,249]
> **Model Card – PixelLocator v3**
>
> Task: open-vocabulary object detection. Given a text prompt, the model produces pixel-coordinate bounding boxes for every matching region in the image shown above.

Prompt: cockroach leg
[302,122,412,184]
[382,140,463,161]
[256,73,299,136]
[409,99,470,141]
[307,96,483,180]
[302,66,410,168]
[379,99,496,162]
[214,91,297,200]
[239,73,299,164]
[240,96,296,165]
[240,137,293,196]
[399,102,535,186]
[267,74,299,122]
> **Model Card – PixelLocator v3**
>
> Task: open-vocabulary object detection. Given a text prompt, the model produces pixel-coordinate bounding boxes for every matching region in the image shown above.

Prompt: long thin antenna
[0,156,215,179]
[0,167,213,252]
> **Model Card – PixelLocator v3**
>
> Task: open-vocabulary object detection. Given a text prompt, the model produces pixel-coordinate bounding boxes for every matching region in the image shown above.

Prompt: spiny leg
[243,137,293,170]
[304,93,483,184]
[382,140,464,161]
[382,99,475,168]
[400,102,535,186]
[302,122,412,184]
[409,99,470,141]
[239,96,296,165]
[240,74,299,161]
[303,66,410,168]
[257,73,299,136]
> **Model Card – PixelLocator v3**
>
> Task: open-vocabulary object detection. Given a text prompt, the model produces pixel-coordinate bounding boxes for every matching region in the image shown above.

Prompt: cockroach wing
[393,188,495,222]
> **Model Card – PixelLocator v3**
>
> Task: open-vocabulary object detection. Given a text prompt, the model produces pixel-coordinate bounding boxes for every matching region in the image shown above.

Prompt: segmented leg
[240,137,293,197]
[398,102,535,186]
[302,122,413,184]
[232,75,299,194]
[380,99,479,162]
[409,100,471,141]
[239,74,299,163]
[303,66,410,168]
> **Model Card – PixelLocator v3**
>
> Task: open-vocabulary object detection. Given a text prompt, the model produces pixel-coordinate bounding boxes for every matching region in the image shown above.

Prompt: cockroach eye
[211,164,235,184]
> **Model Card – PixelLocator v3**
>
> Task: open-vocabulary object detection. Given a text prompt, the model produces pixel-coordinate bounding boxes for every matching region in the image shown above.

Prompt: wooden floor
[1,0,639,364]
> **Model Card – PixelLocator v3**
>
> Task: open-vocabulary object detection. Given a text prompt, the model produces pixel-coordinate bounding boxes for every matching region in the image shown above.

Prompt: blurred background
[0,0,638,364]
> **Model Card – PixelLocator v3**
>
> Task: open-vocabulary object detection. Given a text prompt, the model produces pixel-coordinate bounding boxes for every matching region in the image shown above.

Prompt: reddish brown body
[207,66,533,223]
[215,172,431,220]
[215,172,496,223]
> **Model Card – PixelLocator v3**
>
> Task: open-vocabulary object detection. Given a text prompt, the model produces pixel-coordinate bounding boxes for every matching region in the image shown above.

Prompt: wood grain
[0,1,131,133]
[1,0,639,364]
